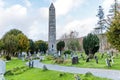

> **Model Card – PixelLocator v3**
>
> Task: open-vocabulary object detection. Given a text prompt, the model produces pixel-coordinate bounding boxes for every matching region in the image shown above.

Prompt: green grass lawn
[6,58,27,71]
[4,58,110,80]
[42,52,120,70]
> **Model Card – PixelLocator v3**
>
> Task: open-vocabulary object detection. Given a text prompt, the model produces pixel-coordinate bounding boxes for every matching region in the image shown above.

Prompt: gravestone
[74,74,80,80]
[105,58,111,67]
[86,57,89,62]
[80,53,84,60]
[0,60,6,74]
[94,56,98,64]
[111,56,114,64]
[72,56,79,64]
[71,52,74,58]
[29,60,34,68]
[18,53,21,59]
[58,51,61,57]
[0,60,5,80]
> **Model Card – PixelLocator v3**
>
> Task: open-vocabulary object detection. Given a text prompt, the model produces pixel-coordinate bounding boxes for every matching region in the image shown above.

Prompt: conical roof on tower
[49,3,55,9]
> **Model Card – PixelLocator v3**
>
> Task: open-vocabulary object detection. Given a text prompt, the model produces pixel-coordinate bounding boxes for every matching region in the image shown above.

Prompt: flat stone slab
[0,60,6,75]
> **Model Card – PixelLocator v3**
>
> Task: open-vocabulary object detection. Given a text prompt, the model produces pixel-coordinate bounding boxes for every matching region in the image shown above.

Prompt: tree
[2,29,29,59]
[83,33,99,59]
[35,40,48,54]
[57,41,65,52]
[28,39,35,54]
[106,12,120,51]
[66,31,81,51]
[0,39,4,52]
[17,33,29,53]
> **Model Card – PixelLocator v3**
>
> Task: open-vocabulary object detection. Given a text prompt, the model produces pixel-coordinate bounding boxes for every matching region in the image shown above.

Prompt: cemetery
[0,0,120,80]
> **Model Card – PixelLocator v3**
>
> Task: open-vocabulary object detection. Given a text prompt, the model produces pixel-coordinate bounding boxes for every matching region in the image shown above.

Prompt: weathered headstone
[71,52,74,58]
[105,58,111,67]
[58,51,61,57]
[0,60,5,80]
[94,56,98,64]
[111,56,114,64]
[72,56,79,64]
[18,53,21,59]
[0,60,6,74]
[29,60,34,68]
[80,53,84,60]
[86,57,89,62]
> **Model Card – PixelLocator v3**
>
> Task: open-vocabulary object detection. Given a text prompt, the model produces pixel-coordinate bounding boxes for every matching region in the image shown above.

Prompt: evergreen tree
[106,12,120,51]
[57,41,65,52]
[83,33,99,58]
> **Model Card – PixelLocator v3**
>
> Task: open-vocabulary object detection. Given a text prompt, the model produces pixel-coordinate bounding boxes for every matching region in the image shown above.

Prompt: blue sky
[0,0,119,41]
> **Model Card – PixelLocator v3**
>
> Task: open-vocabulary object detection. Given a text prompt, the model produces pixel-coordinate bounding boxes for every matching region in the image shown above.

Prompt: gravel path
[27,60,120,80]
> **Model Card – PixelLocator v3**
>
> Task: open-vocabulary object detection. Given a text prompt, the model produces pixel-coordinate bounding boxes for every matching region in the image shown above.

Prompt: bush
[64,50,71,55]
[45,55,54,60]
[6,55,11,60]
[84,72,93,77]
[5,66,29,76]
[5,70,13,75]
[54,57,64,64]
[59,73,65,77]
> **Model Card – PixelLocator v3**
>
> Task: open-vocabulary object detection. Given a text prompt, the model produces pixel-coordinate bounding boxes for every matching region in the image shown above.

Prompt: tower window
[52,44,54,48]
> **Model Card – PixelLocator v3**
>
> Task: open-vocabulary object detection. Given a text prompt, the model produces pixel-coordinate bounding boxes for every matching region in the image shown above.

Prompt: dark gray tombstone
[43,65,48,71]
[86,57,89,62]
[101,53,104,58]
[94,56,98,64]
[72,56,79,64]
[0,60,5,80]
[29,60,34,68]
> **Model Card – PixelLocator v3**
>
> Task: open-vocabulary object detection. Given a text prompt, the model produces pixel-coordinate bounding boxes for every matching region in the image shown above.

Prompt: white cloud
[0,0,4,7]
[24,0,31,7]
[38,7,48,20]
[57,17,97,39]
[55,0,84,17]
[0,4,28,39]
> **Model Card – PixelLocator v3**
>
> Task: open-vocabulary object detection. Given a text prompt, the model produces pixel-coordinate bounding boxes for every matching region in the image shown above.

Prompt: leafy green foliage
[2,29,29,57]
[67,39,80,51]
[35,40,48,53]
[57,41,65,51]
[28,39,35,54]
[3,34,18,55]
[106,12,120,51]
[17,33,29,52]
[63,50,71,54]
[0,39,4,51]
[83,33,99,57]
[5,66,29,76]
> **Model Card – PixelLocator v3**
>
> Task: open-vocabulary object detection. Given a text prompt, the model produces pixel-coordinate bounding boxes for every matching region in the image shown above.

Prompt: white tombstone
[0,60,5,80]
[58,51,61,56]
[0,60,6,75]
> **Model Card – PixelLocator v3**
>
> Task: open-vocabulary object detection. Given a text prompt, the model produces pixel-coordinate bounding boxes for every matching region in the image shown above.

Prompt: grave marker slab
[0,60,5,75]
